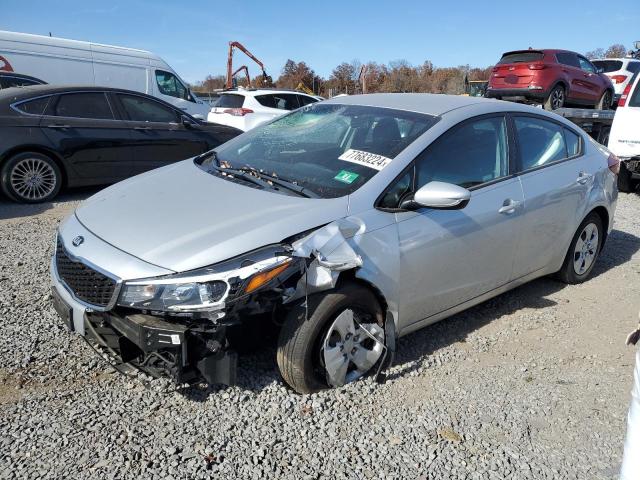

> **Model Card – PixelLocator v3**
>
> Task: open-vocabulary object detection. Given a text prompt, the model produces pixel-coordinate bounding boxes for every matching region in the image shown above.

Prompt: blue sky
[2,0,639,84]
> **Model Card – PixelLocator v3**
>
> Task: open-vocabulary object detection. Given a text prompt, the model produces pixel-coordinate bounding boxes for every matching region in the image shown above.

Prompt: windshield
[199,103,437,198]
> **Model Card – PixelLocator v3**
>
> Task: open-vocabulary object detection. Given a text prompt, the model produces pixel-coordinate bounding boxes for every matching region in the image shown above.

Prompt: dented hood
[75,160,349,272]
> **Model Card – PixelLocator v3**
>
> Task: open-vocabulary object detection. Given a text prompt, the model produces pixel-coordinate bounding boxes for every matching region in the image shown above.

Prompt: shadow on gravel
[591,228,640,279]
[0,187,101,220]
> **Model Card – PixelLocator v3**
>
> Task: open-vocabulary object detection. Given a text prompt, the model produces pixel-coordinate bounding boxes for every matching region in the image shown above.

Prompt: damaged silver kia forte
[51,94,618,393]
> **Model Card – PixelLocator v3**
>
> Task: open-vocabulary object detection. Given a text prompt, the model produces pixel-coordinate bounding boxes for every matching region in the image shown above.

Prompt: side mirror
[182,115,198,128]
[401,181,471,210]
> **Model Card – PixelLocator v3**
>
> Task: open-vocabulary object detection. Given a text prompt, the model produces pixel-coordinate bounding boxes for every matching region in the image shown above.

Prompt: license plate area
[51,287,74,332]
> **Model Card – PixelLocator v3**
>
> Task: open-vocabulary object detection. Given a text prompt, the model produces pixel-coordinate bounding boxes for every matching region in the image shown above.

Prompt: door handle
[46,124,71,129]
[498,198,521,215]
[576,171,593,184]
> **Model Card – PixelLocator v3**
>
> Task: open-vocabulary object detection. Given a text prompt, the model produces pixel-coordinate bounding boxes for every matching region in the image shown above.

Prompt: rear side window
[514,117,569,171]
[415,116,509,189]
[298,95,318,106]
[118,94,178,123]
[155,70,189,101]
[52,93,114,120]
[498,51,544,64]
[592,60,623,72]
[215,94,245,108]
[627,62,640,74]
[556,53,580,68]
[14,96,50,115]
[255,94,300,110]
[563,128,581,157]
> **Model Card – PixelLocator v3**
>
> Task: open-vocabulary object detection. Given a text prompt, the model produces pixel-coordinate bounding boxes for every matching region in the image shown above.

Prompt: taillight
[619,82,633,107]
[223,108,254,116]
[528,63,546,70]
[608,153,620,175]
[610,75,628,84]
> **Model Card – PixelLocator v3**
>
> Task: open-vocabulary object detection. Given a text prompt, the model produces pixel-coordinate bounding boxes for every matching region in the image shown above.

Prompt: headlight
[117,251,293,313]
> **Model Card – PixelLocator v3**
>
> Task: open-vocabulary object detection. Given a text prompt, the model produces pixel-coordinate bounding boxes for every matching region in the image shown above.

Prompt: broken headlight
[118,279,228,312]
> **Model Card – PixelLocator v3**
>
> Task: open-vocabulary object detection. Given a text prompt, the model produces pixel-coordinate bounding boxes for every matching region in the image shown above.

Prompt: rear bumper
[485,87,548,102]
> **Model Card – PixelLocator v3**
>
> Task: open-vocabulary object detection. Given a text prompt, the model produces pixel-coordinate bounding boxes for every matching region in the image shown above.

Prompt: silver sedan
[50,94,618,393]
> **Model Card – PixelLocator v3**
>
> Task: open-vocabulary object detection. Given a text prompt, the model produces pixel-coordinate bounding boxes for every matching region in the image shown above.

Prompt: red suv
[486,49,614,111]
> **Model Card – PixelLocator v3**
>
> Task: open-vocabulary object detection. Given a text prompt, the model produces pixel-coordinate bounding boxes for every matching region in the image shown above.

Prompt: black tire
[617,162,635,193]
[596,90,613,110]
[1,152,62,203]
[556,212,603,284]
[277,282,383,394]
[544,85,565,111]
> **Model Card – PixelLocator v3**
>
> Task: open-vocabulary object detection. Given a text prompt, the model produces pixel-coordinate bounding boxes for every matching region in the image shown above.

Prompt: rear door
[40,91,133,182]
[113,92,209,175]
[555,52,589,101]
[511,114,590,278]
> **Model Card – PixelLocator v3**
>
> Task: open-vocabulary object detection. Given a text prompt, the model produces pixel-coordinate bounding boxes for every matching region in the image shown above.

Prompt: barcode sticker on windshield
[338,149,392,171]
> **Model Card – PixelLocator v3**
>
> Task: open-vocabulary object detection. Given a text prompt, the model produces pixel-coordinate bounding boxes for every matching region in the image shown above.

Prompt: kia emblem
[72,236,84,247]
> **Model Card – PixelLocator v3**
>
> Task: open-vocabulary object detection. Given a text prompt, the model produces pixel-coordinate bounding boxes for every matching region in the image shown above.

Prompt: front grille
[55,238,116,307]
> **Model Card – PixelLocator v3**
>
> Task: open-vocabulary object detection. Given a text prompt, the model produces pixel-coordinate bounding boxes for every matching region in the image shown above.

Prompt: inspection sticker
[338,149,392,171]
[334,170,359,184]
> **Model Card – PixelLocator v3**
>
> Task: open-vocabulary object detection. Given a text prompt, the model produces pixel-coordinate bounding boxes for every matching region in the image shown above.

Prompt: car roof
[322,93,499,116]
[592,57,639,62]
[220,89,316,97]
[0,72,45,82]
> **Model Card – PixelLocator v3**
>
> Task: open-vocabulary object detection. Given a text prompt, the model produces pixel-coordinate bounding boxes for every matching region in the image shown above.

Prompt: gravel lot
[1,189,639,480]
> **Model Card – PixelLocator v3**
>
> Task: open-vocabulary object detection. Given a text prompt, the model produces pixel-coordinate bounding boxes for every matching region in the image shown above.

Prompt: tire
[556,212,603,284]
[617,162,635,193]
[596,90,613,110]
[1,152,62,203]
[277,282,384,394]
[544,85,565,111]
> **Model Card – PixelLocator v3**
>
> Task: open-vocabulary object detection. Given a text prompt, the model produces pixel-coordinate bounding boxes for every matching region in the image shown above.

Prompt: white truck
[0,30,209,119]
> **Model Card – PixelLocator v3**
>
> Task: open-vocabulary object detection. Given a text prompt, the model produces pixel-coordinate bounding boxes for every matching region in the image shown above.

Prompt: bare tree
[605,44,628,58]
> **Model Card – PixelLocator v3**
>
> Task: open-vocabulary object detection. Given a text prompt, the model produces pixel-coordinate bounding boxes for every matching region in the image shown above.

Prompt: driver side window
[415,116,509,190]
[155,70,190,101]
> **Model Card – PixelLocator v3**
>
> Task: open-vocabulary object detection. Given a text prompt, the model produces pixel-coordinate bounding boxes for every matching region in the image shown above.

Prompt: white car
[592,58,640,103]
[608,71,640,192]
[207,89,320,131]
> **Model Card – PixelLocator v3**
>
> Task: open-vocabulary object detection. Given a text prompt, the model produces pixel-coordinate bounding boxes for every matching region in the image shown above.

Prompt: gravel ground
[1,189,639,480]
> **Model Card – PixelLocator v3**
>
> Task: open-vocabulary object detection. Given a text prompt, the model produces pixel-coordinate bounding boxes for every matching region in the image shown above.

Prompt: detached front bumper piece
[84,311,237,386]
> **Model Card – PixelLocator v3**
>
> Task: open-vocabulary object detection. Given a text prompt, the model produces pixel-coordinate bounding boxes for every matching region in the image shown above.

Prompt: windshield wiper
[207,164,274,191]
[229,166,319,199]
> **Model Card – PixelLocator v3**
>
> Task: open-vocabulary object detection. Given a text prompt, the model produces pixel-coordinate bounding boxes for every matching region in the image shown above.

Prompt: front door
[114,92,209,175]
[394,115,525,326]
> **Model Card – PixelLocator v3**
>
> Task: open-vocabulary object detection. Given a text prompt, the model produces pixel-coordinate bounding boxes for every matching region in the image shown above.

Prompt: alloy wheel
[551,88,565,109]
[573,222,599,275]
[321,309,384,388]
[9,157,57,201]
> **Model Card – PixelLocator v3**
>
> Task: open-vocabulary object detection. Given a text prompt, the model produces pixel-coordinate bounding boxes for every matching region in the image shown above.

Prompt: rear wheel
[544,85,565,110]
[1,152,62,203]
[596,90,613,110]
[277,283,385,394]
[617,162,636,193]
[557,212,603,284]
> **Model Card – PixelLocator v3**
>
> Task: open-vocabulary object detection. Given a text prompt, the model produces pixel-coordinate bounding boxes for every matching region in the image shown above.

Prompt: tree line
[192,43,631,97]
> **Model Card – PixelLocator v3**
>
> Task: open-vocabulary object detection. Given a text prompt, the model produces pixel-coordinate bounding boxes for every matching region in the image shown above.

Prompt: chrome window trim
[11,90,121,122]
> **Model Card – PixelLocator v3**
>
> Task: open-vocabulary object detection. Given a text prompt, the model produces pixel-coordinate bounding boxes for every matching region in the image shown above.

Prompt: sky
[2,0,639,84]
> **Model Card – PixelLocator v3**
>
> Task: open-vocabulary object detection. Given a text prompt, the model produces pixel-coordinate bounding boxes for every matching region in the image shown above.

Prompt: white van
[0,30,209,119]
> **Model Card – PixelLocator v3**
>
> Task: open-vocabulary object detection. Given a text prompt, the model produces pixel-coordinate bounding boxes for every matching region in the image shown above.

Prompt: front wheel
[277,283,385,394]
[1,152,62,203]
[556,213,603,284]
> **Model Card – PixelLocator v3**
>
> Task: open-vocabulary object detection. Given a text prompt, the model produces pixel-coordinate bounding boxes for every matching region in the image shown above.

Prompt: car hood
[75,160,349,273]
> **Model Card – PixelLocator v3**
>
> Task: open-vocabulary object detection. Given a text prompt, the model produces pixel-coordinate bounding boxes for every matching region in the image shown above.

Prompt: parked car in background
[0,30,210,118]
[608,72,640,192]
[592,58,640,104]
[208,88,320,131]
[0,72,45,89]
[0,85,241,203]
[50,94,618,394]
[486,49,614,111]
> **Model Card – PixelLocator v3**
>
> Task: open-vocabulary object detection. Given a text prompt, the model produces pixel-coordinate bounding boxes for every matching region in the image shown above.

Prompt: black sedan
[0,85,242,203]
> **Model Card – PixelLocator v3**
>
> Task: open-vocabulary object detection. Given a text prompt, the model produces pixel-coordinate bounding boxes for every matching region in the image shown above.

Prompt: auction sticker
[338,149,392,171]
[334,170,359,184]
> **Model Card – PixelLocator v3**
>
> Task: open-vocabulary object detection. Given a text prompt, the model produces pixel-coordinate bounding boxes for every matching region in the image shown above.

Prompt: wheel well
[0,146,68,187]
[589,206,609,250]
[337,270,389,315]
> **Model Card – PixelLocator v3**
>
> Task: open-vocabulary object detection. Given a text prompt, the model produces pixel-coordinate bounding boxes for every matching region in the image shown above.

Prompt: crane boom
[226,41,269,89]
